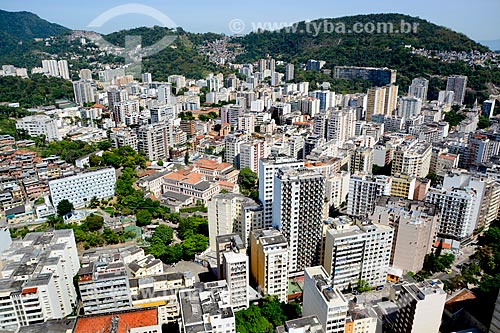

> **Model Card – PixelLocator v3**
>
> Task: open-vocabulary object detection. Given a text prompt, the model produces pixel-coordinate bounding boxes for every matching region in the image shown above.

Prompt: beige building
[392,140,432,178]
[366,87,386,121]
[370,197,438,273]
[250,229,289,303]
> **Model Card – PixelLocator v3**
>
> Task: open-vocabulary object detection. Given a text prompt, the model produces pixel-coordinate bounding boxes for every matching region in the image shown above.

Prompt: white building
[137,123,174,161]
[73,80,96,105]
[16,115,60,142]
[222,252,249,311]
[77,261,132,314]
[398,96,423,118]
[208,193,263,251]
[239,140,267,174]
[426,186,477,240]
[0,230,80,331]
[347,173,392,217]
[323,217,394,289]
[259,157,304,228]
[393,280,446,333]
[273,168,325,276]
[179,280,235,333]
[250,229,289,303]
[48,168,116,208]
[57,60,70,80]
[326,108,357,144]
[303,266,348,333]
[408,78,429,101]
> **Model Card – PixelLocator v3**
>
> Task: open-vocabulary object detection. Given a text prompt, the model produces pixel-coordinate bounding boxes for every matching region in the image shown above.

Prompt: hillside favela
[0,1,500,332]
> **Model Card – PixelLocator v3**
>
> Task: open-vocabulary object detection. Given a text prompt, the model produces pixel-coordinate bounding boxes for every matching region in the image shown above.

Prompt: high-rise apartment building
[73,80,96,105]
[326,108,357,143]
[303,266,348,333]
[222,251,249,311]
[398,96,423,118]
[347,173,392,217]
[208,193,263,250]
[370,197,438,273]
[426,186,477,240]
[393,281,446,333]
[107,87,128,113]
[323,217,393,289]
[57,60,70,80]
[384,84,399,116]
[239,140,266,174]
[272,168,325,276]
[250,228,289,302]
[391,141,432,178]
[113,100,139,125]
[285,63,295,81]
[446,75,468,105]
[0,230,80,331]
[259,157,304,228]
[77,261,132,314]
[366,87,386,121]
[408,78,429,101]
[137,123,173,161]
[349,147,374,174]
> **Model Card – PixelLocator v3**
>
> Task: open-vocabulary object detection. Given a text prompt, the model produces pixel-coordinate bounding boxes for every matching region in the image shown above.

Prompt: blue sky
[1,0,499,41]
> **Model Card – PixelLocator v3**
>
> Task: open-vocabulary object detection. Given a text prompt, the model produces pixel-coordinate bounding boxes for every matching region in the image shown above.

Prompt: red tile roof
[74,308,158,333]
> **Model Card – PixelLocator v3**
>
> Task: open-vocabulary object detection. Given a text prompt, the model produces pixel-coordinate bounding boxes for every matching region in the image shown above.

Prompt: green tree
[357,280,372,292]
[236,304,273,333]
[184,152,190,165]
[239,168,258,197]
[182,234,209,259]
[157,160,164,166]
[163,244,183,264]
[136,210,153,227]
[103,228,119,244]
[84,214,105,232]
[478,116,492,129]
[57,199,74,216]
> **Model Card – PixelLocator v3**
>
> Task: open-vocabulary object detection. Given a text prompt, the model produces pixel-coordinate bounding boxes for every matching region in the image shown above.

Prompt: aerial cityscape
[0,1,500,333]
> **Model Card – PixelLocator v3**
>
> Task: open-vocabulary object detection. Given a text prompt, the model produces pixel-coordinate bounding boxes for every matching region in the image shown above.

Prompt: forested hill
[234,14,498,104]
[0,9,69,45]
[236,13,489,63]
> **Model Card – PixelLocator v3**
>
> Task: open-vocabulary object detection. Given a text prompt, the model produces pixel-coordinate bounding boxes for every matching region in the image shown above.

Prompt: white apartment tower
[326,108,357,143]
[393,281,446,333]
[272,168,325,276]
[259,157,304,228]
[347,173,392,217]
[239,140,266,174]
[0,230,80,331]
[408,78,429,101]
[303,266,348,333]
[208,193,263,251]
[222,252,249,311]
[137,123,173,161]
[323,217,394,289]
